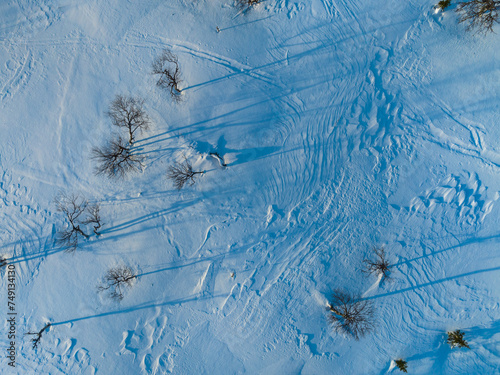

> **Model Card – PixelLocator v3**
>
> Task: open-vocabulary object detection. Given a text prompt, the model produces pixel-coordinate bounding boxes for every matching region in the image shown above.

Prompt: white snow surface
[1,0,499,374]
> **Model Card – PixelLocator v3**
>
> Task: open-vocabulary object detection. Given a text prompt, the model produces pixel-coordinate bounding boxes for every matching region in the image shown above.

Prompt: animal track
[40,337,96,374]
[409,173,498,224]
[120,312,187,374]
[345,47,407,173]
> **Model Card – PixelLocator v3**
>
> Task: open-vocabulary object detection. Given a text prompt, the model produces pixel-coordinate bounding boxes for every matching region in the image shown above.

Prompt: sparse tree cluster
[29,2,265,353]
[55,193,103,251]
[328,243,472,372]
[92,94,150,179]
[97,266,136,301]
[327,290,375,340]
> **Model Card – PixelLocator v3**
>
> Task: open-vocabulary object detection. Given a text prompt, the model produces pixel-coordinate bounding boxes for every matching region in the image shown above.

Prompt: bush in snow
[151,49,182,101]
[97,266,136,301]
[107,95,150,145]
[237,0,262,10]
[395,359,408,373]
[25,323,51,350]
[447,329,470,348]
[327,290,375,340]
[436,0,452,10]
[238,0,262,8]
[55,193,103,251]
[362,247,391,280]
[167,159,204,190]
[92,136,143,179]
[456,0,500,34]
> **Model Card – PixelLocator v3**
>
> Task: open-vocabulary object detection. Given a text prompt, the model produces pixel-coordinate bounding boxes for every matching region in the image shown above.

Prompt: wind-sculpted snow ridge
[0,0,499,374]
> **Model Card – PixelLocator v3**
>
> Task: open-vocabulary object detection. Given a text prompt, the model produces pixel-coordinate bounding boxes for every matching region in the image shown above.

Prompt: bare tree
[92,136,142,179]
[107,95,150,145]
[151,49,182,101]
[327,290,375,340]
[447,330,470,348]
[82,203,102,235]
[456,0,500,34]
[55,194,90,251]
[55,193,103,251]
[97,266,136,300]
[362,247,391,279]
[26,323,51,349]
[167,159,204,189]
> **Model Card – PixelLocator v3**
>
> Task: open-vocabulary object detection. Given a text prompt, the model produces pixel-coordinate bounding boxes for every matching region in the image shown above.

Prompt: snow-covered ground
[1,0,499,373]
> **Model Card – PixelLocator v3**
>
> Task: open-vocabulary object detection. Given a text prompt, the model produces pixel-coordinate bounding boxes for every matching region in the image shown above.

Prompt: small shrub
[327,290,375,340]
[447,329,470,348]
[395,359,408,373]
[25,323,51,349]
[437,0,452,10]
[237,0,262,10]
[362,247,390,279]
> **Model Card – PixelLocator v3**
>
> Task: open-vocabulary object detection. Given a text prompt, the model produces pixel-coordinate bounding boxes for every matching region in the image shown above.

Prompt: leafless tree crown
[328,290,375,340]
[97,266,136,300]
[107,95,150,144]
[151,49,182,100]
[82,203,102,235]
[55,194,103,251]
[167,159,203,190]
[456,0,500,34]
[26,323,51,349]
[92,136,142,179]
[362,247,391,279]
